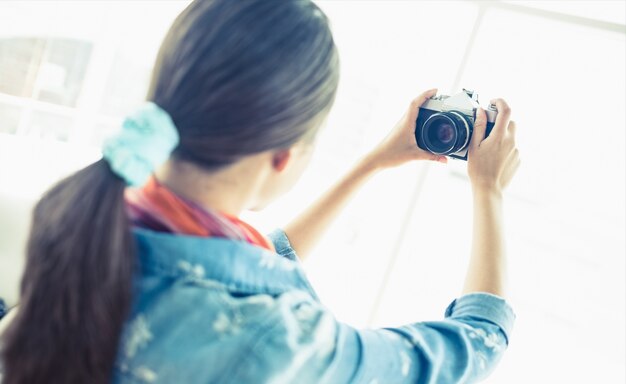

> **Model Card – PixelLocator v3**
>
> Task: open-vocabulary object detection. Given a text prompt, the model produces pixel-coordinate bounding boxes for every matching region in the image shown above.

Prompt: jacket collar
[133,227,313,296]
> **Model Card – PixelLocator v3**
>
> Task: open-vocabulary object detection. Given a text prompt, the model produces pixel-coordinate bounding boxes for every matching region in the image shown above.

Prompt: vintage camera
[415,89,498,160]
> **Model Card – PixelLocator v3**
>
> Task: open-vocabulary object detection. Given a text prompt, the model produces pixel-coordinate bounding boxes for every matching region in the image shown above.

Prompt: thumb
[420,151,448,164]
[471,107,487,150]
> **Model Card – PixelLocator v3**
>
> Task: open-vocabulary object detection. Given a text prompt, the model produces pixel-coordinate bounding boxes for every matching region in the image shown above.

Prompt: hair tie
[102,101,180,186]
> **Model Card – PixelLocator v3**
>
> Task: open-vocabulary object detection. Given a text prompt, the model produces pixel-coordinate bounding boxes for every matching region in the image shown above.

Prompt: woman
[0,0,520,383]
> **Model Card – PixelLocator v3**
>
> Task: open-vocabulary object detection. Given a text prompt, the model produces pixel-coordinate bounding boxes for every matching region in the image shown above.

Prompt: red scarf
[125,176,275,252]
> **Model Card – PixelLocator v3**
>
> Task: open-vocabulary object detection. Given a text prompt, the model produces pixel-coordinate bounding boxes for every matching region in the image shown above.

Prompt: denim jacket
[0,299,6,321]
[112,228,515,384]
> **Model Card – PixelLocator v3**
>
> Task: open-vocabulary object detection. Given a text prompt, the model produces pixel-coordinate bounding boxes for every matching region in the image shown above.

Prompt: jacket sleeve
[266,228,321,301]
[266,228,515,383]
[318,292,515,384]
[0,297,6,320]
[267,228,300,262]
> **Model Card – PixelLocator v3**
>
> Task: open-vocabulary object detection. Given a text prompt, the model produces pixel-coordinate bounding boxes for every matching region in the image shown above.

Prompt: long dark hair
[1,1,339,383]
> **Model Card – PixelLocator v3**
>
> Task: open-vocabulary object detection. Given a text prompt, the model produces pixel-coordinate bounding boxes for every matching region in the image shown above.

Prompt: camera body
[415,89,498,160]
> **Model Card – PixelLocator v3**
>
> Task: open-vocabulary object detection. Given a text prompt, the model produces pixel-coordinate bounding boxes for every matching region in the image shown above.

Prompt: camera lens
[433,122,455,144]
[421,111,471,155]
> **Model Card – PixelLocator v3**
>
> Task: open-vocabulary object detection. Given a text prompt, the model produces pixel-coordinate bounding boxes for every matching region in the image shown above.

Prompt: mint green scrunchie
[102,101,180,187]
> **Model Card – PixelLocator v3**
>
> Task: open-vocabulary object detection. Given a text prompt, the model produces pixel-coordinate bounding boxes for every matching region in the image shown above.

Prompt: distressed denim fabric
[0,298,6,320]
[112,228,515,384]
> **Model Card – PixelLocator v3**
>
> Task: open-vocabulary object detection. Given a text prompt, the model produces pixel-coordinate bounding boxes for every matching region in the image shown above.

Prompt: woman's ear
[271,149,292,172]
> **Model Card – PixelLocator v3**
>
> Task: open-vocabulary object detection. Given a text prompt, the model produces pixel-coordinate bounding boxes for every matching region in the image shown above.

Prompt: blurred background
[0,1,624,382]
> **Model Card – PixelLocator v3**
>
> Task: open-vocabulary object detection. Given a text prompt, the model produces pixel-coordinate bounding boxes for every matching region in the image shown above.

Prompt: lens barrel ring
[448,111,471,151]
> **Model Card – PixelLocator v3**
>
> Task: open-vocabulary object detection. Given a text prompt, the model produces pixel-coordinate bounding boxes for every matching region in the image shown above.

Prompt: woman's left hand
[365,88,448,170]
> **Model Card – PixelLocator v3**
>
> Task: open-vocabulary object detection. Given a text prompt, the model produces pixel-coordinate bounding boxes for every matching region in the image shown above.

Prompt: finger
[511,156,521,176]
[470,107,487,150]
[505,147,520,164]
[503,121,517,150]
[416,147,448,163]
[408,88,438,121]
[428,154,448,164]
[489,98,511,140]
[508,120,517,137]
[503,157,521,187]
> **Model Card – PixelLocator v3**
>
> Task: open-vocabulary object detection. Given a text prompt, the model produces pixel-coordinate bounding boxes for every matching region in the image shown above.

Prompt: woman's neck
[154,157,269,217]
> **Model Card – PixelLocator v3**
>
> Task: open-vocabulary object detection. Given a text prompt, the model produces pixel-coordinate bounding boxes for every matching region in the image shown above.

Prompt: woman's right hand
[467,99,520,193]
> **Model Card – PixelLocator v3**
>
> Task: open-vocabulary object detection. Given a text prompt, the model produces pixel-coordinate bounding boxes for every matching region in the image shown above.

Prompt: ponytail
[1,159,134,383]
